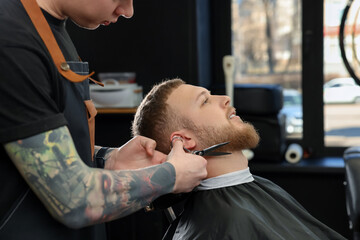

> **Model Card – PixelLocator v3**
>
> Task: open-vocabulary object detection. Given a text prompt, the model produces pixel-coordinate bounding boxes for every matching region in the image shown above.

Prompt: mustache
[226,107,237,118]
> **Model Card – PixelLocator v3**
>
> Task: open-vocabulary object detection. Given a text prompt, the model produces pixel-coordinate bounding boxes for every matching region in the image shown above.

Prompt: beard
[187,121,260,152]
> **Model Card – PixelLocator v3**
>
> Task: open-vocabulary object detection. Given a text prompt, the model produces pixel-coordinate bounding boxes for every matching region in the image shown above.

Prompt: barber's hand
[106,136,167,170]
[167,138,207,193]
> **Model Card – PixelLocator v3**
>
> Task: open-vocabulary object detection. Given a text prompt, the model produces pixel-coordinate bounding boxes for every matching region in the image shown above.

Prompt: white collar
[196,167,254,190]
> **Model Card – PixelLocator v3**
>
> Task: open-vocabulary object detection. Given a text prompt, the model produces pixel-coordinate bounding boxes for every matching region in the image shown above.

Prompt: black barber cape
[164,168,346,240]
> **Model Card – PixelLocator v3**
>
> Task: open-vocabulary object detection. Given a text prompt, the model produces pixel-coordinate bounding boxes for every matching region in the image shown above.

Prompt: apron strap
[21,0,100,160]
[20,0,96,83]
[84,100,97,159]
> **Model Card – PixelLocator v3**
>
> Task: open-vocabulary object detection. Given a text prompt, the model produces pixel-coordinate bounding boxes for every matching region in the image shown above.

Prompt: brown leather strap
[84,100,97,160]
[20,0,95,83]
[21,0,100,160]
[89,77,104,86]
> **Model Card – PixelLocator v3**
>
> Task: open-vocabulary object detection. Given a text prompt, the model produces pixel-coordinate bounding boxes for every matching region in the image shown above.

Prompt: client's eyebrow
[195,90,211,102]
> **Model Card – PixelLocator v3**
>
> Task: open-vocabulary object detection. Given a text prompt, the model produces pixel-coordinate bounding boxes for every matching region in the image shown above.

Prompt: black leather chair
[344,147,360,240]
[233,84,286,162]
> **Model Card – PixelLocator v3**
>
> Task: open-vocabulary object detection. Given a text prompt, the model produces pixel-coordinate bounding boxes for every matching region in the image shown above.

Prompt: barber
[0,0,207,239]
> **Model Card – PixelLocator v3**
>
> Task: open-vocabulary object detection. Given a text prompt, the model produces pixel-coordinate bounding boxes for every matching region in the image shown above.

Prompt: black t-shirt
[0,0,105,238]
[0,2,70,143]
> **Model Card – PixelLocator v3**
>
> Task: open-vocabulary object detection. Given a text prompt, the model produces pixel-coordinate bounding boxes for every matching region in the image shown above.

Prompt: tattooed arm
[4,126,175,229]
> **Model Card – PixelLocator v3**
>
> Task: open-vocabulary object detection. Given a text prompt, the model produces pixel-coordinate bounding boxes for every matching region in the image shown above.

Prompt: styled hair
[132,78,185,153]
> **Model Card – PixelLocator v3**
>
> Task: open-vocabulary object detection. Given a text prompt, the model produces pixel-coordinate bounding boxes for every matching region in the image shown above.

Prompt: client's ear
[170,129,197,151]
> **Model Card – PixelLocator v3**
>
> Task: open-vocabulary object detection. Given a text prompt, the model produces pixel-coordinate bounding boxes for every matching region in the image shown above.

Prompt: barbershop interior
[65,0,359,239]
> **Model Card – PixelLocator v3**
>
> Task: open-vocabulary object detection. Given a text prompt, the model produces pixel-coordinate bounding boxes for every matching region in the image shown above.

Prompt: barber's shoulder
[0,1,43,49]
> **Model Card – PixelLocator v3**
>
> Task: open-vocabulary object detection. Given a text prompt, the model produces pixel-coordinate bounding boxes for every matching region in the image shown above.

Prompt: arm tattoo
[4,126,175,228]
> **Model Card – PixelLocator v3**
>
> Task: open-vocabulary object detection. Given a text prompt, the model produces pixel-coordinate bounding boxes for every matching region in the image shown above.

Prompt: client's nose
[222,95,231,107]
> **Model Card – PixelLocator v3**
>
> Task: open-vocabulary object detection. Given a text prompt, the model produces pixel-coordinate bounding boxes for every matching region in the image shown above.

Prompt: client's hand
[167,138,207,193]
[106,136,167,170]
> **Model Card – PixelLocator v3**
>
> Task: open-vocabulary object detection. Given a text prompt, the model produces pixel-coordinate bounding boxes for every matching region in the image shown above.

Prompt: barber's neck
[36,0,66,20]
[205,150,248,179]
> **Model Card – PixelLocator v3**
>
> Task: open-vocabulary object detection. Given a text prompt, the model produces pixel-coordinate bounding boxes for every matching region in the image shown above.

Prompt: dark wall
[66,0,200,94]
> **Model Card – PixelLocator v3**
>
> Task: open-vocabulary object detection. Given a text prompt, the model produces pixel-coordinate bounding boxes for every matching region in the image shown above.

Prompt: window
[222,0,357,157]
[324,0,360,148]
[231,0,302,139]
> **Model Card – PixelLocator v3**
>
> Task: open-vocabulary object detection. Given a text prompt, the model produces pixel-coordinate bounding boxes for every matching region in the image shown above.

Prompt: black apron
[20,0,102,161]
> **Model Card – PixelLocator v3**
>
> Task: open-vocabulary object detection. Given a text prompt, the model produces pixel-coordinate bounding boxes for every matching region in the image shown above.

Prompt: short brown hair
[132,78,185,153]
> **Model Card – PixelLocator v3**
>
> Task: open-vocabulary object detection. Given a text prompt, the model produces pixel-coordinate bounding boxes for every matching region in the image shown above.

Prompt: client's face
[166,84,259,152]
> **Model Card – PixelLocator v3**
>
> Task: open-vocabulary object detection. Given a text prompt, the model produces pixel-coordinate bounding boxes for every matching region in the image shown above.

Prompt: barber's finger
[139,136,156,156]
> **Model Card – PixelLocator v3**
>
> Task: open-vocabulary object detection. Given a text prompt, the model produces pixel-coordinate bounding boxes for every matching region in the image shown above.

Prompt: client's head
[132,78,259,155]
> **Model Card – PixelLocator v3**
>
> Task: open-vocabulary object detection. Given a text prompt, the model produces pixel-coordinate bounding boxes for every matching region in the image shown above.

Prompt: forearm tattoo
[5,126,175,227]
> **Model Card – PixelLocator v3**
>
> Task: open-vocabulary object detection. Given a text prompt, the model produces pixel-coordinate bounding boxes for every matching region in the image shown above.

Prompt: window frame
[210,0,346,158]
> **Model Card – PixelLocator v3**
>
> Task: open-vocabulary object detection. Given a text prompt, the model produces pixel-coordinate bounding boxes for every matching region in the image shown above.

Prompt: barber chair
[343,147,360,240]
[234,84,286,162]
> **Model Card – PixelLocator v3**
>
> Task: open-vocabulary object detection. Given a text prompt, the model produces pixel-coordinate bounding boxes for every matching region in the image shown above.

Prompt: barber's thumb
[171,137,184,151]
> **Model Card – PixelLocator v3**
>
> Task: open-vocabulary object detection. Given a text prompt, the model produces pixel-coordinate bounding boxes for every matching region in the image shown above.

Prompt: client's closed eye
[202,97,209,105]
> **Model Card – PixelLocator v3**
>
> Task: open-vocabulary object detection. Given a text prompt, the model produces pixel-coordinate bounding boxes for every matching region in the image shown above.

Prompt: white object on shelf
[90,81,143,108]
[285,143,303,164]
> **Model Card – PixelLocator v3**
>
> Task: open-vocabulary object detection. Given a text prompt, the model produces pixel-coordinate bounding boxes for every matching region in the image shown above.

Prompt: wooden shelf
[96,108,137,114]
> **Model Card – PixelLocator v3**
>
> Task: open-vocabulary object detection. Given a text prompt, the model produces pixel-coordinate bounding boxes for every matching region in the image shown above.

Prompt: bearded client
[132,78,346,240]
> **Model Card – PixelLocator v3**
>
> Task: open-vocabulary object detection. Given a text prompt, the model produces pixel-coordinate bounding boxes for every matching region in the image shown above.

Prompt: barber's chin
[87,25,101,30]
[71,19,100,30]
[80,24,101,30]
